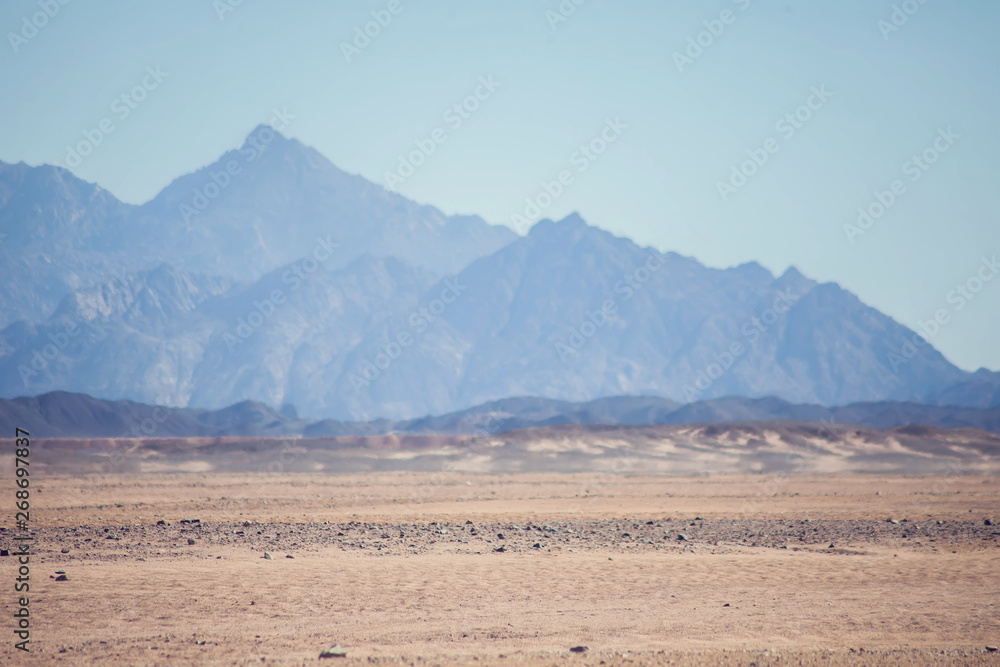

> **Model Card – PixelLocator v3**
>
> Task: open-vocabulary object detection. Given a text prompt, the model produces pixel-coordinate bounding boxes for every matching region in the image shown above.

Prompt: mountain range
[1,126,998,420]
[3,390,1000,440]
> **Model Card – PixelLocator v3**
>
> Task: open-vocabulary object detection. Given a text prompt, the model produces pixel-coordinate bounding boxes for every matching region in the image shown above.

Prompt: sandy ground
[2,473,999,665]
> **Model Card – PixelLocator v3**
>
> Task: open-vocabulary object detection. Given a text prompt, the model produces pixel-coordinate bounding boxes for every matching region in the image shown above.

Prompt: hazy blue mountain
[0,254,437,409]
[136,126,516,279]
[0,127,515,329]
[927,368,1000,408]
[0,161,144,328]
[0,128,993,418]
[331,215,969,419]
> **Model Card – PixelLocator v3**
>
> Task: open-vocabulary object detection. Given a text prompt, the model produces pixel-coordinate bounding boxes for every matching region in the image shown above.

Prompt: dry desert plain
[2,428,1000,665]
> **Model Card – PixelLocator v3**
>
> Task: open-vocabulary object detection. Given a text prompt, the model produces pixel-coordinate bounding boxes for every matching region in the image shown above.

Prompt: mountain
[0,127,515,330]
[1,127,995,417]
[927,368,1000,408]
[0,253,437,409]
[135,126,516,280]
[4,391,1000,439]
[0,161,145,328]
[331,215,971,419]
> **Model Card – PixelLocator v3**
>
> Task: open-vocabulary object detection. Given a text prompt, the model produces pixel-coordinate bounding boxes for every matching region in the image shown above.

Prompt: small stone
[569,646,588,653]
[61,547,71,554]
[285,554,294,559]
[55,570,66,574]
[985,519,994,526]
[55,574,69,582]
[723,603,730,607]
[187,538,196,545]
[497,533,505,539]
[828,543,835,549]
[677,534,689,541]
[156,520,167,526]
[985,646,998,653]
[0,550,8,557]
[533,543,541,549]
[887,518,900,524]
[263,552,273,560]
[494,546,506,553]
[694,517,704,521]
[320,644,347,659]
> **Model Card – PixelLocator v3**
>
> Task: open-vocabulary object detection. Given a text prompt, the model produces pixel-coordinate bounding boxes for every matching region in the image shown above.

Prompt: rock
[569,646,588,653]
[985,646,998,653]
[494,546,506,553]
[828,543,835,549]
[723,603,730,607]
[694,517,704,521]
[985,519,994,526]
[156,520,167,526]
[497,533,505,539]
[263,552,273,560]
[55,570,66,574]
[0,550,8,557]
[319,644,347,659]
[187,538,196,545]
[533,543,542,549]
[887,518,900,524]
[55,574,69,582]
[677,534,689,541]
[285,554,295,559]
[61,547,71,554]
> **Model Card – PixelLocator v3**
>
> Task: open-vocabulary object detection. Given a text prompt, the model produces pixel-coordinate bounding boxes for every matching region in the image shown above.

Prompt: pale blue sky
[2,0,998,371]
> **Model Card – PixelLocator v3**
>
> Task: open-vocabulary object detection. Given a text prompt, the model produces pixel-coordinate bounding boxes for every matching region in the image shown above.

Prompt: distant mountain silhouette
[1,128,996,417]
[3,391,998,439]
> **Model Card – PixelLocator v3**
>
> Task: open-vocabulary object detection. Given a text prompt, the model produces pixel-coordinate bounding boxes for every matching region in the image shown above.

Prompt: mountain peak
[527,212,591,238]
[557,212,587,226]
[240,123,290,152]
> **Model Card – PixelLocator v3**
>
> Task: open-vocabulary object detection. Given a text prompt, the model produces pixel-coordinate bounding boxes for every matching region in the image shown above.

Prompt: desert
[2,430,998,665]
